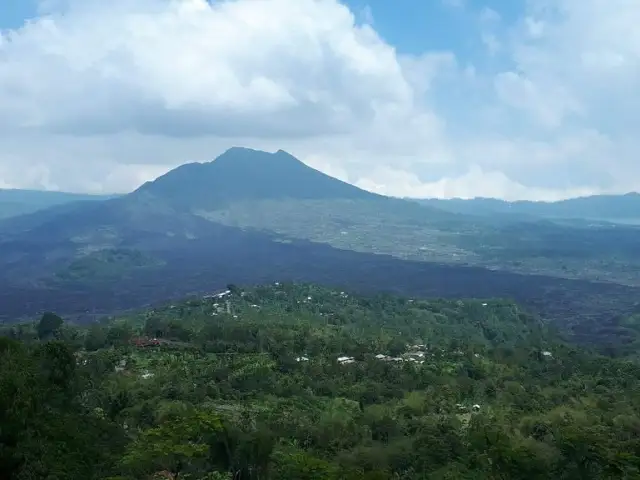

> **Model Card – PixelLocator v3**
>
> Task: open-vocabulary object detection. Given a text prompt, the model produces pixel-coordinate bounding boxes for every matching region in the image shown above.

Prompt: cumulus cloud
[1,0,413,137]
[0,0,638,199]
[355,166,597,202]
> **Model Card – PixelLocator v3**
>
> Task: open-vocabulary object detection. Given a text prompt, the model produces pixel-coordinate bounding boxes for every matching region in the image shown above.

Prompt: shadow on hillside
[0,237,638,348]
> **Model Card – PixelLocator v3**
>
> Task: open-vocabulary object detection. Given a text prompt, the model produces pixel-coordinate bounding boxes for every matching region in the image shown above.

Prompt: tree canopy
[2,283,640,479]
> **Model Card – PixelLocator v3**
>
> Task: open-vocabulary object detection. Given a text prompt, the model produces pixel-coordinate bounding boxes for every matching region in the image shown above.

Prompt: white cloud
[482,0,640,194]
[493,71,583,128]
[498,1,640,130]
[1,0,413,137]
[356,165,596,202]
[0,0,638,199]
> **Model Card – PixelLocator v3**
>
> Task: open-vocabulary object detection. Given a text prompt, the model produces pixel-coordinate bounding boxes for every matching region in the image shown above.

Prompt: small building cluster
[337,356,355,365]
[115,358,127,373]
[457,403,482,413]
[131,337,162,347]
[375,354,404,362]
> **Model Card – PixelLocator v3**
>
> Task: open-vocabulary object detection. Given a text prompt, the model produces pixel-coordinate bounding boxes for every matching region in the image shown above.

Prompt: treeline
[2,284,640,479]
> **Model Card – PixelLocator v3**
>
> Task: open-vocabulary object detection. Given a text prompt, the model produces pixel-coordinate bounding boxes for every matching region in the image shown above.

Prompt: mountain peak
[212,147,305,169]
[133,147,377,210]
[216,146,268,158]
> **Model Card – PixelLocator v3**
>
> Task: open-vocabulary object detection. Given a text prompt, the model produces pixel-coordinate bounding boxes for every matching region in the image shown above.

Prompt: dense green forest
[2,284,640,479]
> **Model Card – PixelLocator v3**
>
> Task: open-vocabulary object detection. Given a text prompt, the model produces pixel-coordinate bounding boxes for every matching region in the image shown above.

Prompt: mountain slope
[1,226,639,349]
[414,193,640,223]
[0,147,395,287]
[0,188,115,219]
[0,147,639,348]
[159,150,639,286]
[134,147,383,211]
[0,148,638,290]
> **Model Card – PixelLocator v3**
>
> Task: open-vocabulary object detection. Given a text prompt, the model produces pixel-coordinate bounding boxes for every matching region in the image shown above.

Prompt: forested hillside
[2,284,640,479]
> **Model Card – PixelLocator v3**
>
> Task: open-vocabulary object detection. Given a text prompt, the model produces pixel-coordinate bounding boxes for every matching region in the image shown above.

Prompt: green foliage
[270,447,341,479]
[3,283,640,479]
[0,337,124,479]
[122,408,223,478]
[37,311,64,340]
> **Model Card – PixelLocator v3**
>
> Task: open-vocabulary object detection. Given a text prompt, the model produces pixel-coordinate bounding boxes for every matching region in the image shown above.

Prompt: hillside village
[3,282,639,479]
[82,282,556,420]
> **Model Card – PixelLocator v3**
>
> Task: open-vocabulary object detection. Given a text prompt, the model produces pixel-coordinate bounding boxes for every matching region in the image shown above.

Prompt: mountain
[0,147,391,288]
[147,151,639,287]
[0,188,116,219]
[413,193,640,224]
[0,147,640,348]
[133,147,382,211]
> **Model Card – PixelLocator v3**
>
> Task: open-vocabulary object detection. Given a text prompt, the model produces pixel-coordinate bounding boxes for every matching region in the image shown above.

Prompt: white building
[337,356,355,364]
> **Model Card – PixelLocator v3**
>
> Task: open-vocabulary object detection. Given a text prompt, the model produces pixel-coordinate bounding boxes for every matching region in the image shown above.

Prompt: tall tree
[121,409,223,480]
[37,312,64,341]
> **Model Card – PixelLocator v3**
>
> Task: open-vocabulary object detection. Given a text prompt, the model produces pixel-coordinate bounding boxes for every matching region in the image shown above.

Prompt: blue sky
[348,0,518,55]
[350,0,479,54]
[0,0,516,61]
[0,0,638,199]
[1,0,38,28]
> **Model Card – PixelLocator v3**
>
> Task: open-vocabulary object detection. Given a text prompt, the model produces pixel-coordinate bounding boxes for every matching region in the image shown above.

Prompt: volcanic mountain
[1,146,639,351]
[0,147,408,289]
[132,147,382,211]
